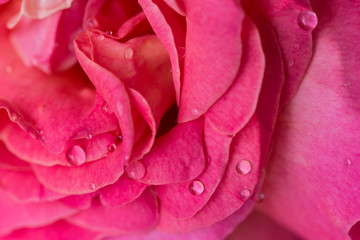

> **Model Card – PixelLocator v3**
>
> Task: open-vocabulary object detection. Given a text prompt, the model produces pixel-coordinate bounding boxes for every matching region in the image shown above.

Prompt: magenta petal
[10,0,85,73]
[99,175,147,207]
[0,142,64,203]
[178,0,243,122]
[139,0,185,104]
[32,149,125,194]
[0,221,101,240]
[0,188,78,236]
[139,118,205,185]
[68,190,158,234]
[156,119,231,218]
[206,16,264,136]
[257,1,360,239]
[227,210,301,240]
[249,0,314,107]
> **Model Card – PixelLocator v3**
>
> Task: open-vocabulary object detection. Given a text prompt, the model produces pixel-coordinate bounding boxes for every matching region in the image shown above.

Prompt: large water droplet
[344,158,352,166]
[189,180,204,195]
[236,160,252,175]
[126,161,146,180]
[240,189,251,200]
[89,183,96,190]
[97,34,105,41]
[297,10,318,30]
[66,145,86,166]
[124,48,134,60]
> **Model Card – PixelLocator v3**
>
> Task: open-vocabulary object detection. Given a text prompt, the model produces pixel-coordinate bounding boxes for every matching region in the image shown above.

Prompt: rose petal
[139,0,186,104]
[0,188,78,236]
[257,1,360,239]
[248,0,314,107]
[68,190,158,234]
[177,0,244,122]
[139,118,206,185]
[99,175,147,207]
[227,210,302,240]
[10,0,85,73]
[155,119,231,218]
[0,221,101,240]
[206,15,264,136]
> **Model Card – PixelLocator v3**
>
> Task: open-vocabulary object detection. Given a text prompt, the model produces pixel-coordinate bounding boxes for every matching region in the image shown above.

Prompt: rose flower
[0,0,359,240]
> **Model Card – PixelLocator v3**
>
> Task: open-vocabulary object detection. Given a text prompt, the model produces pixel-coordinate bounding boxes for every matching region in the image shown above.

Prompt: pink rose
[0,0,359,240]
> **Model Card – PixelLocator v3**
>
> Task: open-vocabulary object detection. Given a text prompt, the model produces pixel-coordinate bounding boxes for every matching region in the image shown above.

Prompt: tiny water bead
[124,48,134,60]
[236,160,252,175]
[9,111,19,121]
[189,180,205,196]
[86,18,95,28]
[89,183,96,190]
[344,158,352,166]
[105,30,113,36]
[297,10,318,31]
[240,189,251,200]
[126,161,146,180]
[107,143,117,152]
[66,145,86,166]
[256,193,265,203]
[294,44,300,50]
[288,59,295,68]
[101,102,112,114]
[97,34,105,41]
[86,133,93,140]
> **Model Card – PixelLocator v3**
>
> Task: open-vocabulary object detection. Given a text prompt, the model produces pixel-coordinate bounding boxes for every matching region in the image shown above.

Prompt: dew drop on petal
[344,158,352,166]
[256,193,265,203]
[9,111,19,121]
[97,34,104,41]
[189,180,204,196]
[236,160,252,175]
[107,143,117,152]
[66,145,86,166]
[294,44,300,50]
[124,48,134,60]
[87,18,95,28]
[288,59,295,67]
[297,10,318,30]
[101,102,110,114]
[125,161,146,180]
[105,30,113,35]
[86,133,93,140]
[89,183,96,190]
[240,189,251,200]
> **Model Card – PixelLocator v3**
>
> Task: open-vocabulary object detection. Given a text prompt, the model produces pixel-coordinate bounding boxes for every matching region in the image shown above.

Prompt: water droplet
[86,133,93,140]
[124,48,134,60]
[256,193,265,203]
[5,65,12,73]
[105,30,113,35]
[101,103,112,114]
[36,129,43,135]
[9,111,19,121]
[89,183,96,190]
[344,158,352,166]
[191,108,200,116]
[294,44,300,49]
[189,180,204,195]
[297,10,318,30]
[101,153,108,159]
[125,161,146,179]
[240,189,251,200]
[288,59,295,67]
[115,135,123,143]
[66,145,86,166]
[107,143,117,152]
[87,18,95,28]
[236,160,252,175]
[97,34,104,41]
